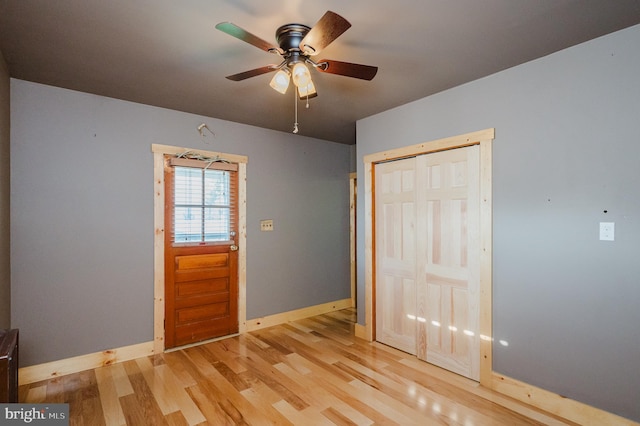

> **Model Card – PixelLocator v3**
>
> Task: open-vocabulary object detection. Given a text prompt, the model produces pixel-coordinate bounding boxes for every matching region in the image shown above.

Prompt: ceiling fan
[215,10,378,101]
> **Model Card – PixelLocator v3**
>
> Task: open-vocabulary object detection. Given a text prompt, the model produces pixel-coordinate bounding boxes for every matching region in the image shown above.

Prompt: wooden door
[416,146,480,380]
[164,159,239,349]
[375,157,417,355]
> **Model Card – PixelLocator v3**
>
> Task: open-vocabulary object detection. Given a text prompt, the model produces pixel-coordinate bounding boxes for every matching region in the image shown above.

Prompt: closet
[375,145,480,380]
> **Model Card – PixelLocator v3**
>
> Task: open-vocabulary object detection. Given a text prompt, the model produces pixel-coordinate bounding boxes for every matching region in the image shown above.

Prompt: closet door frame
[363,128,494,386]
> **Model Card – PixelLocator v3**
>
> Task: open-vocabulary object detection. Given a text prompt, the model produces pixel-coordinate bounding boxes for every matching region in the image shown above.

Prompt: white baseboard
[245,298,353,332]
[19,341,154,385]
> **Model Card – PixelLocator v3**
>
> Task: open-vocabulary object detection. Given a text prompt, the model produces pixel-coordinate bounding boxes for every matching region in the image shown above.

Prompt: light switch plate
[599,222,614,241]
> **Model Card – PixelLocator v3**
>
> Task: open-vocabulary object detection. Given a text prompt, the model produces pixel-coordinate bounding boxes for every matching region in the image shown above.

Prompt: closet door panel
[416,146,480,380]
[375,157,417,355]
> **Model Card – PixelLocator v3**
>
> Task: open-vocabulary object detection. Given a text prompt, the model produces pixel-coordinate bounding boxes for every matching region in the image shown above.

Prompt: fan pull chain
[293,88,299,134]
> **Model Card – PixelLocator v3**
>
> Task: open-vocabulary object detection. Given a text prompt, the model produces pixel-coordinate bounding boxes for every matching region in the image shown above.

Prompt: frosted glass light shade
[292,62,311,88]
[269,69,290,94]
[297,80,317,97]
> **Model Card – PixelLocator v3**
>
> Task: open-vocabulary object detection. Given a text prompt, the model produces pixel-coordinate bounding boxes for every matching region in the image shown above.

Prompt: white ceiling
[1,0,639,144]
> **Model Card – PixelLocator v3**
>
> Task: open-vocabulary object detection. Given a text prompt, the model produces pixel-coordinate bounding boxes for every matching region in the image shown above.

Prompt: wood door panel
[176,278,229,297]
[175,291,230,309]
[174,318,231,347]
[176,253,229,269]
[176,301,229,324]
[377,275,416,354]
[425,273,467,288]
[175,268,230,282]
[375,157,417,355]
[166,248,238,348]
[452,287,470,357]
[417,145,480,380]
[166,246,238,348]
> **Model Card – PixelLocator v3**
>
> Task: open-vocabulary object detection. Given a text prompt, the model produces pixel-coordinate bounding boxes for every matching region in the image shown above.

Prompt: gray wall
[0,52,10,330]
[356,24,640,421]
[10,80,351,366]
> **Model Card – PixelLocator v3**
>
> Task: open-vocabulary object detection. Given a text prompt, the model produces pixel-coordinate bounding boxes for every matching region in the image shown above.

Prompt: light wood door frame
[363,128,494,386]
[152,144,248,354]
[350,172,357,307]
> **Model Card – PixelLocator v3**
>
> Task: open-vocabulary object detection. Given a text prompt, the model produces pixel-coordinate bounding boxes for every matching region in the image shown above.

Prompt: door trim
[363,128,494,385]
[349,172,357,307]
[152,144,248,354]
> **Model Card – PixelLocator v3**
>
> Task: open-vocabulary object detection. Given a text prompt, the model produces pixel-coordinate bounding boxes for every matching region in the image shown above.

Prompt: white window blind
[166,157,238,244]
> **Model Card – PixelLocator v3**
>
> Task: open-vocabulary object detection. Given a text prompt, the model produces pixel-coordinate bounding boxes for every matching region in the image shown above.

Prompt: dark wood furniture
[0,328,18,403]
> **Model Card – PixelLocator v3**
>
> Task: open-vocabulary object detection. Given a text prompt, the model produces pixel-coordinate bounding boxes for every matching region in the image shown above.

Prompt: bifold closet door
[374,145,480,380]
[415,145,480,380]
[375,157,417,355]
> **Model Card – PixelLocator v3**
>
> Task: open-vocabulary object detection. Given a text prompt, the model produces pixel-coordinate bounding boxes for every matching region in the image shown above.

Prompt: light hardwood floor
[19,309,578,425]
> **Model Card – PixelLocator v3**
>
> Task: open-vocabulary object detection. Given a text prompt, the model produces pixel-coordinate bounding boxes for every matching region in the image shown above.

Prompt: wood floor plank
[154,363,206,425]
[184,347,288,425]
[80,395,107,426]
[347,378,429,426]
[199,338,248,375]
[273,361,374,426]
[164,410,189,426]
[121,360,169,426]
[320,406,361,426]
[185,383,237,426]
[45,377,65,403]
[197,345,251,392]
[235,348,309,412]
[25,385,46,403]
[272,400,334,426]
[19,308,579,425]
[162,351,199,388]
[110,362,135,398]
[263,328,354,383]
[281,353,405,425]
[95,366,127,426]
[136,356,180,415]
[65,369,104,426]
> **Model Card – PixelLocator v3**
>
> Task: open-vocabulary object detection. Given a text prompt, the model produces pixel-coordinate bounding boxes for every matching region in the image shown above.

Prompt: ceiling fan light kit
[291,62,311,88]
[269,69,290,94]
[216,11,378,133]
[298,80,317,98]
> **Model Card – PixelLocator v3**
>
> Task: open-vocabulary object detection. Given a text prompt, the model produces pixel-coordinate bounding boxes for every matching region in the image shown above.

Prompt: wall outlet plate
[260,219,274,231]
[599,222,614,241]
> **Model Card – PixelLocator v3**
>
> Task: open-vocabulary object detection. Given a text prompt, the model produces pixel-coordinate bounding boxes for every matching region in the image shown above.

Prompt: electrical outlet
[260,219,274,232]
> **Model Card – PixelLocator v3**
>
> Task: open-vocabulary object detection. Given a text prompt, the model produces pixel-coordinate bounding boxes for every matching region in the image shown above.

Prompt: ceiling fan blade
[316,60,378,80]
[216,22,284,55]
[299,11,351,56]
[226,65,278,81]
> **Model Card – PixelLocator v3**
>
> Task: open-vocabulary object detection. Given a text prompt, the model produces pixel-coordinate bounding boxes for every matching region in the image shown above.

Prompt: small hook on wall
[197,123,215,138]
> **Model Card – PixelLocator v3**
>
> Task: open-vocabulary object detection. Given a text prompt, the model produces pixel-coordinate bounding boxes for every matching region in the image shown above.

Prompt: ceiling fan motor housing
[276,24,311,55]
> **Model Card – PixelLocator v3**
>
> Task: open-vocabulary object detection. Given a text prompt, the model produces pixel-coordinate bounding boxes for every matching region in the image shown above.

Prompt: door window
[174,166,232,243]
[165,158,238,245]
